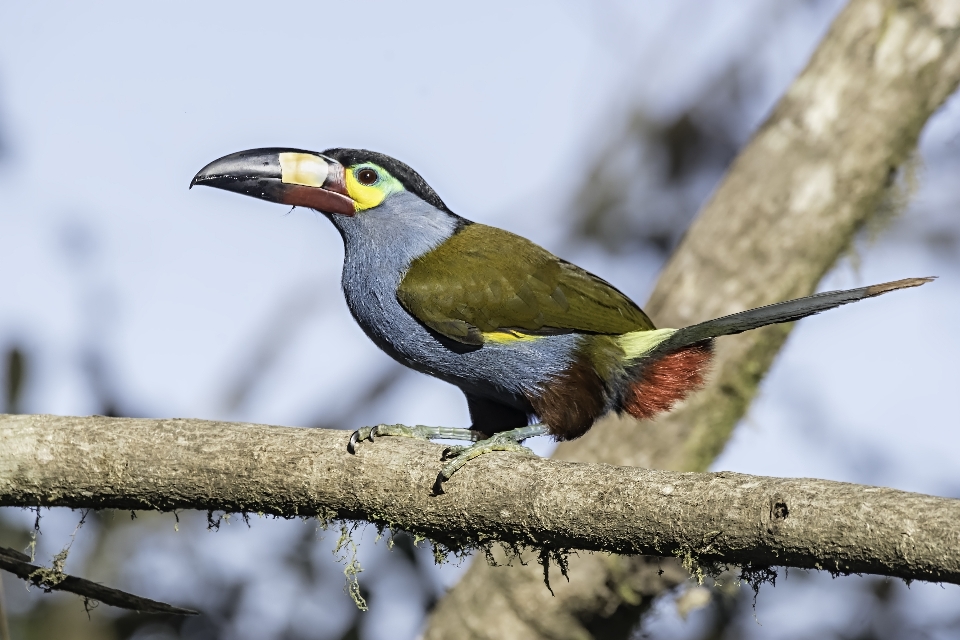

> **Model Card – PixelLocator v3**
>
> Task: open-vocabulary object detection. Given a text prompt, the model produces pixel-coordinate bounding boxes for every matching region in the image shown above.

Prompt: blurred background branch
[425,1,960,638]
[0,546,196,616]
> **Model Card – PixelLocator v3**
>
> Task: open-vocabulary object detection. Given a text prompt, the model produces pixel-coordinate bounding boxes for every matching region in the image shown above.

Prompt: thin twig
[0,547,196,616]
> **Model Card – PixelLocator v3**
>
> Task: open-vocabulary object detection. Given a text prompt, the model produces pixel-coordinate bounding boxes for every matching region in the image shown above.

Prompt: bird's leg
[347,424,485,454]
[439,424,549,480]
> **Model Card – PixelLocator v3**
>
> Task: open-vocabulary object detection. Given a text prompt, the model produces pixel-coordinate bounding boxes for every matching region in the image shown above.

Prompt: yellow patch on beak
[279,153,329,187]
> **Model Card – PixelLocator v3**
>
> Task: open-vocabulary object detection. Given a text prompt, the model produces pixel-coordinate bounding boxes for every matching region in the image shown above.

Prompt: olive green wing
[397,224,654,345]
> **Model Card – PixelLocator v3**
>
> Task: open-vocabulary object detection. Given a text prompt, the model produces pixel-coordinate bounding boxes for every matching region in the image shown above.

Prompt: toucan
[192,148,932,479]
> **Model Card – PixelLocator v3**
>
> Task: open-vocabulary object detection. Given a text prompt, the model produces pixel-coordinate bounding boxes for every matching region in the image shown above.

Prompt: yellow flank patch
[618,328,676,360]
[482,330,544,344]
[279,153,329,187]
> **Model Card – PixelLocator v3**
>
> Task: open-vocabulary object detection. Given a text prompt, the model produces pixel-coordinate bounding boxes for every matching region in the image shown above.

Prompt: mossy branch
[1,413,958,587]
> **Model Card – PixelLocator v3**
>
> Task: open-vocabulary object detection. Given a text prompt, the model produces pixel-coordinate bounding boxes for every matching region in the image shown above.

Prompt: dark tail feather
[620,277,933,422]
[658,277,934,352]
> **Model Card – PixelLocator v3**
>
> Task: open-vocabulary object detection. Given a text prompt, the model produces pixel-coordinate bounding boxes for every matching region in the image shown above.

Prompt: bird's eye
[357,168,379,185]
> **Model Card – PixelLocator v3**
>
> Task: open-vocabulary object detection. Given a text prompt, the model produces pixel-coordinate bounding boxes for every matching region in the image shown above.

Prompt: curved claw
[347,431,360,454]
[347,431,359,455]
[347,426,375,454]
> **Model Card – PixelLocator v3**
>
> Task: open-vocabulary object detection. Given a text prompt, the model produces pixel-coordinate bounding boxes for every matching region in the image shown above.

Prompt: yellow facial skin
[344,162,405,211]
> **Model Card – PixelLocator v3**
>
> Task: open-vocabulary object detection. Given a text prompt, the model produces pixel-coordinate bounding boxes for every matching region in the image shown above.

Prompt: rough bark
[1,414,959,589]
[425,1,960,638]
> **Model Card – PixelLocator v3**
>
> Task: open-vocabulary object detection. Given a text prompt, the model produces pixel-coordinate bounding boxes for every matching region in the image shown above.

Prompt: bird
[192,147,933,479]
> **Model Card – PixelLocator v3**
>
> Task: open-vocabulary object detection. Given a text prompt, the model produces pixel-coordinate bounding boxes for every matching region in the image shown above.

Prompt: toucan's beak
[191,148,356,216]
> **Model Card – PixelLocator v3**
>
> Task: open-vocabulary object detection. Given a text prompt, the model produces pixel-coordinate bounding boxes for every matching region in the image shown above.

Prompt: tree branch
[1,414,958,587]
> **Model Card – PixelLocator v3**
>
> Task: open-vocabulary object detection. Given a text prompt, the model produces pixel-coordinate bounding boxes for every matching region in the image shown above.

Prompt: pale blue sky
[2,2,959,638]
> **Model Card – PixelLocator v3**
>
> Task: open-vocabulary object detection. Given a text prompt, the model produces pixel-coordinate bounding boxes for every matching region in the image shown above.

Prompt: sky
[1,1,959,639]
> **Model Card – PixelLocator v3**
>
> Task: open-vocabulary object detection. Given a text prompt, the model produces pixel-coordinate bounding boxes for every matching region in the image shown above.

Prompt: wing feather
[397,224,654,344]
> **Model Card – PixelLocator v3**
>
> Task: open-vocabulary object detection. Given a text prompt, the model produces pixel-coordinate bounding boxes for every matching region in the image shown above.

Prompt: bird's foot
[347,424,484,454]
[439,424,549,481]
